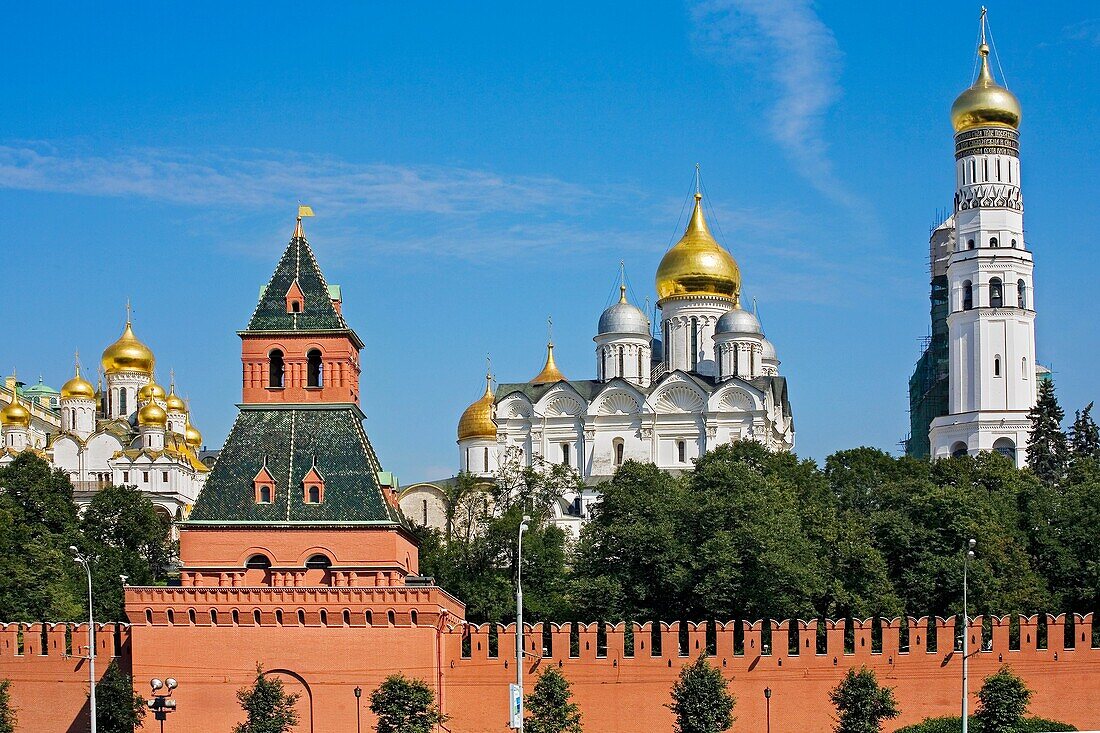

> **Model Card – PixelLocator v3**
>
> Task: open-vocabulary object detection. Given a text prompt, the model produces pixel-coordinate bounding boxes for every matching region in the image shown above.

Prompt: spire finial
[74,350,81,378]
[295,203,314,239]
[125,299,132,325]
[979,6,987,47]
[694,163,701,199]
[547,315,554,346]
[619,260,627,303]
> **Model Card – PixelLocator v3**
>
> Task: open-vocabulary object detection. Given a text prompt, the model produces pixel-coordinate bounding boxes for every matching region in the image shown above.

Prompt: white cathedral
[444,190,794,534]
[928,20,1037,467]
[0,317,209,520]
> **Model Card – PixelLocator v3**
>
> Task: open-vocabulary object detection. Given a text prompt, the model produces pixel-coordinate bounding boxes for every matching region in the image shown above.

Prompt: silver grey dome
[598,301,650,336]
[761,338,777,360]
[716,307,762,335]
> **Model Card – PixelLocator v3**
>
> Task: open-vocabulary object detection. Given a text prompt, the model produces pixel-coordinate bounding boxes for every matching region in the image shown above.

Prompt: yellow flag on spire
[298,205,315,218]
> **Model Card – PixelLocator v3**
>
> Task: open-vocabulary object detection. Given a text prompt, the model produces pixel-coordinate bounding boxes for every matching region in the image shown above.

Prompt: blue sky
[3,1,1099,482]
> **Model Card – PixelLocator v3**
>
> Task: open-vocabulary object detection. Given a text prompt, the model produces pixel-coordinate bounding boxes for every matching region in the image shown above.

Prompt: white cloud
[691,0,860,209]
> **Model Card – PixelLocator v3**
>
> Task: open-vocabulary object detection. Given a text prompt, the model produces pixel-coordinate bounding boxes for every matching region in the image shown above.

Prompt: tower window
[989,278,1003,308]
[1017,280,1027,309]
[601,348,608,381]
[483,446,489,470]
[258,485,271,503]
[989,237,998,248]
[269,349,285,388]
[119,389,128,415]
[994,356,1002,377]
[618,347,625,378]
[993,437,1017,461]
[677,440,686,463]
[306,349,323,388]
[637,349,643,379]
[422,499,428,526]
[613,438,625,467]
[967,239,975,250]
[306,485,320,503]
[1011,238,1017,248]
[561,443,571,467]
[1022,357,1028,379]
[962,281,973,311]
[951,442,968,458]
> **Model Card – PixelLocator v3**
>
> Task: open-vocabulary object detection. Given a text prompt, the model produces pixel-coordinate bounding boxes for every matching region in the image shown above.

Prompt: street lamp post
[354,686,362,733]
[515,515,531,732]
[70,546,96,733]
[764,687,772,733]
[962,538,976,733]
[147,677,178,732]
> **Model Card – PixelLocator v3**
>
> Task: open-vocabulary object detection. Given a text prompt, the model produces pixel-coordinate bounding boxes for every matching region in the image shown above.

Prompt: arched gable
[649,376,707,414]
[497,393,534,420]
[710,383,763,413]
[590,381,645,417]
[535,384,587,418]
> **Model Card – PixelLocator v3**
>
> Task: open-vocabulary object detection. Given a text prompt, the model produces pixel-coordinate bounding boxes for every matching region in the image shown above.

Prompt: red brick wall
[2,613,1096,732]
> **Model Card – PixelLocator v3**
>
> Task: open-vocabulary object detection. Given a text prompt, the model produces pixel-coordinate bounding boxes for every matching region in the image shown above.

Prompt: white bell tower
[930,11,1035,467]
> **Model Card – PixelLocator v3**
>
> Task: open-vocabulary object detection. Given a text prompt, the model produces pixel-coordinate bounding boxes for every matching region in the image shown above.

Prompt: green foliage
[976,666,1032,733]
[233,665,300,733]
[415,436,1099,622]
[1027,379,1069,485]
[894,717,1076,733]
[525,667,582,733]
[667,654,735,733]
[0,679,15,733]
[0,453,175,622]
[94,662,146,733]
[828,666,898,733]
[368,674,446,733]
[1070,402,1100,462]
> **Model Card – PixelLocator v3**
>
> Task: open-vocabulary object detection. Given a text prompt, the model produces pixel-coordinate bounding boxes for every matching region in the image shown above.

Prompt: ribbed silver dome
[598,301,650,336]
[761,338,777,360]
[716,307,762,335]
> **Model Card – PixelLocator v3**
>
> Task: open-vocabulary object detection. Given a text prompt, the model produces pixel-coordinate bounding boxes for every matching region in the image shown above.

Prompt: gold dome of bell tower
[655,190,740,303]
[950,10,1021,133]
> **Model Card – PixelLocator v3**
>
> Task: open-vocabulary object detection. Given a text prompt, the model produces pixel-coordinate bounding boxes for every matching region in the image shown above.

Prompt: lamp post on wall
[70,546,96,733]
[764,687,772,733]
[147,677,178,732]
[354,686,362,733]
[513,515,531,732]
[962,538,976,733]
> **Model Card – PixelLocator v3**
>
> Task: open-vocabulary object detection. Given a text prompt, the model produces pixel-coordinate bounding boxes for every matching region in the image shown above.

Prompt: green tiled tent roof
[188,405,405,525]
[245,233,350,333]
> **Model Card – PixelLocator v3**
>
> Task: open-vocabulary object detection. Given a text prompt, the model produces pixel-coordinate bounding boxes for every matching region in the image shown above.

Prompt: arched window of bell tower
[967,239,975,250]
[989,278,1004,309]
[269,349,285,388]
[618,347,624,378]
[994,356,1002,377]
[307,349,323,388]
[990,237,999,248]
[962,281,973,311]
[1017,280,1027,309]
[690,318,699,372]
[119,389,127,415]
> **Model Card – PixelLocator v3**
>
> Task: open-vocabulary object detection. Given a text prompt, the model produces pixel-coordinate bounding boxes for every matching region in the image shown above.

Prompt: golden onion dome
[60,363,96,401]
[1,391,32,428]
[951,43,1021,133]
[165,389,186,413]
[137,381,166,403]
[531,343,567,385]
[185,421,203,449]
[137,400,167,428]
[655,193,740,302]
[101,321,155,375]
[457,374,497,442]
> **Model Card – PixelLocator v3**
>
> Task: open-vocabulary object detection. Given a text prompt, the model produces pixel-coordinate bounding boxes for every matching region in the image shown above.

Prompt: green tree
[0,453,83,620]
[1070,402,1100,461]
[525,667,582,733]
[369,674,446,733]
[1027,379,1068,485]
[80,483,175,620]
[0,679,15,733]
[829,666,899,733]
[94,662,146,733]
[667,654,735,733]
[233,665,300,733]
[976,666,1033,733]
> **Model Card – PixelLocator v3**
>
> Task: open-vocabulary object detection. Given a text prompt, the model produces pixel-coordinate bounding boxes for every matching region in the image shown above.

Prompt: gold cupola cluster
[655,192,741,302]
[457,373,497,441]
[101,320,156,375]
[137,400,168,428]
[951,26,1021,133]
